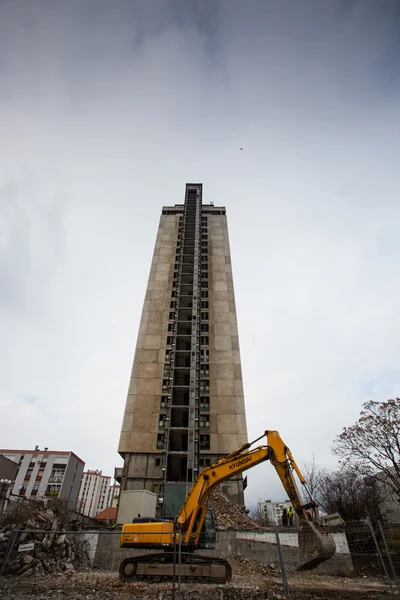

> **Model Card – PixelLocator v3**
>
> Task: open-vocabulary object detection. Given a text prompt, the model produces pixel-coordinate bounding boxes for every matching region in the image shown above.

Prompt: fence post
[378,521,400,595]
[177,525,182,600]
[0,529,18,577]
[367,519,397,600]
[172,527,177,600]
[274,527,290,600]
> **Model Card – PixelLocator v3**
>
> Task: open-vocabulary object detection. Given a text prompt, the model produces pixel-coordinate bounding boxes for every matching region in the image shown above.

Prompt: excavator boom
[119,430,336,582]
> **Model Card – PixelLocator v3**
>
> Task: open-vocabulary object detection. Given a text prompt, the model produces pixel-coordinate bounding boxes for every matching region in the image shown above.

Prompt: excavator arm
[176,430,311,541]
[120,429,336,579]
[175,430,335,569]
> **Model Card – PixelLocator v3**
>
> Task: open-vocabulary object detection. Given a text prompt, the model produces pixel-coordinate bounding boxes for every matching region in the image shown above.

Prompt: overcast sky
[1,1,400,508]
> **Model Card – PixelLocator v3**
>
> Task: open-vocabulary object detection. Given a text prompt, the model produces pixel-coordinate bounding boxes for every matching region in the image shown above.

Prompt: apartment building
[77,470,113,518]
[257,499,292,525]
[0,447,84,506]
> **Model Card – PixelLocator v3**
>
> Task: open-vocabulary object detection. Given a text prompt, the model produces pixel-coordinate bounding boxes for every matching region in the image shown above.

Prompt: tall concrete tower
[118,184,247,516]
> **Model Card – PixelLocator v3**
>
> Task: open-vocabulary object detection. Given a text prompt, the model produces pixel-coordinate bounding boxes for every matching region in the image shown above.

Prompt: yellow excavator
[119,430,336,583]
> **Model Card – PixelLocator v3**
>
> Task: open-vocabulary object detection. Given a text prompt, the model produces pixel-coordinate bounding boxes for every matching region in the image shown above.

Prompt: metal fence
[1,521,400,599]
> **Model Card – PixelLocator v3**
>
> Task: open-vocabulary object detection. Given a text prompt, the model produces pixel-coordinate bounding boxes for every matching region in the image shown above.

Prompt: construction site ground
[0,566,391,600]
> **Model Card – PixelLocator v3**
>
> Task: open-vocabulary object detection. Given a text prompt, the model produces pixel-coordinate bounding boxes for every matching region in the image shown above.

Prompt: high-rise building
[0,448,84,506]
[118,184,247,516]
[77,470,111,518]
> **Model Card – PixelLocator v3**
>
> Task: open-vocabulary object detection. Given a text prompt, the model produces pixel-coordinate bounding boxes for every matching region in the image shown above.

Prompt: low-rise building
[257,499,292,525]
[0,447,84,506]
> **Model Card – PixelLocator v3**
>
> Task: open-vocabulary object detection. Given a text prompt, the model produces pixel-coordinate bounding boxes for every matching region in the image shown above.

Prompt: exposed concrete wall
[208,214,247,455]
[91,529,352,576]
[207,214,247,504]
[118,214,179,489]
[117,201,248,510]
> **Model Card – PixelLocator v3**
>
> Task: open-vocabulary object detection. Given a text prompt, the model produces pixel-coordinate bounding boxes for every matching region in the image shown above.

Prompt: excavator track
[119,552,232,583]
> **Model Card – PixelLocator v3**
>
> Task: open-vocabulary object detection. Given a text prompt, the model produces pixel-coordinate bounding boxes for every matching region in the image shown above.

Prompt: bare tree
[252,505,270,527]
[332,398,400,501]
[317,467,382,522]
[304,454,326,500]
[304,455,383,522]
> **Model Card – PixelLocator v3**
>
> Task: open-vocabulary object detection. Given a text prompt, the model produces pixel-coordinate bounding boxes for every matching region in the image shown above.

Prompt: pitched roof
[94,507,117,522]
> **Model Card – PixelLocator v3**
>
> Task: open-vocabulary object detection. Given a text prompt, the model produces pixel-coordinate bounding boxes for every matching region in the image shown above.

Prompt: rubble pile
[0,500,91,577]
[233,554,280,577]
[209,489,259,531]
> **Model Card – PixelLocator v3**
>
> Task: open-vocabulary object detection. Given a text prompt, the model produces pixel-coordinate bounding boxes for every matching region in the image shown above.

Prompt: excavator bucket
[296,520,336,571]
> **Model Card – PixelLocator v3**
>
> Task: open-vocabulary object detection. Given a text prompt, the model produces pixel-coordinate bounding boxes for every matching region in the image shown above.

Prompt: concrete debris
[0,570,392,600]
[233,554,280,577]
[0,499,90,577]
[208,489,259,531]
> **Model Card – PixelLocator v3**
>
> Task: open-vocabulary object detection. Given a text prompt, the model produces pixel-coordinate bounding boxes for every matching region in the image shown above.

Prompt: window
[200,397,210,409]
[200,380,210,392]
[200,435,210,450]
[200,415,210,428]
[155,458,161,467]
[200,337,209,346]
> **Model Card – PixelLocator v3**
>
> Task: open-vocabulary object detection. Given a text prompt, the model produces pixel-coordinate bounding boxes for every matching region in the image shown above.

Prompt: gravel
[0,566,392,600]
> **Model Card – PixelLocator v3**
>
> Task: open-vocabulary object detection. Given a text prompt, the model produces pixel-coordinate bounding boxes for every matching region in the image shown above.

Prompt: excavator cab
[196,508,217,550]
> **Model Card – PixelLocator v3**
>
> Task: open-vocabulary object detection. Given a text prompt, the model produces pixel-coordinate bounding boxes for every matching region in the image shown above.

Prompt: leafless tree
[304,455,383,522]
[252,505,270,527]
[332,398,400,501]
[318,468,382,522]
[304,454,327,500]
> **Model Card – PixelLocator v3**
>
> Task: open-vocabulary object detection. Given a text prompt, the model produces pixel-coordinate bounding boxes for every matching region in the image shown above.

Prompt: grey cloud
[0,171,67,312]
[0,1,399,507]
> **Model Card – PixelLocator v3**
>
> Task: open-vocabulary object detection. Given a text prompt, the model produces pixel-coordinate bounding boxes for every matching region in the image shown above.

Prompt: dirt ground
[0,568,393,600]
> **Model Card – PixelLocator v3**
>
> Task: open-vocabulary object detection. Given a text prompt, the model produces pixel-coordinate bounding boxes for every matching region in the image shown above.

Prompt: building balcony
[114,467,123,482]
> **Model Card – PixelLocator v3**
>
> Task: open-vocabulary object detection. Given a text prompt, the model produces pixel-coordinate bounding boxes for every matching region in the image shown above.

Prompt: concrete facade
[118,184,247,517]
